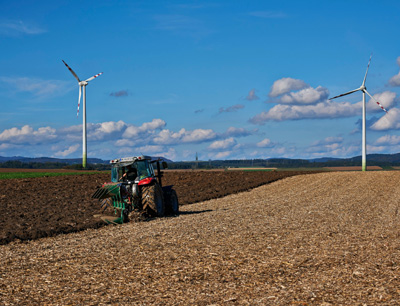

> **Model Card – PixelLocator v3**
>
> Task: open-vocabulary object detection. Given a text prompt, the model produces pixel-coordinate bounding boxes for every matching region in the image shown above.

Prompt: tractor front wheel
[142,183,165,217]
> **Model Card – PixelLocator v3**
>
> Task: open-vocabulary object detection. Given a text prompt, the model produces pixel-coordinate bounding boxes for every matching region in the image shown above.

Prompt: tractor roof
[110,155,152,165]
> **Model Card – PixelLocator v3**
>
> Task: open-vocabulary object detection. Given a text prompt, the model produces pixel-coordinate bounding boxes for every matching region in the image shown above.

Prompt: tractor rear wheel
[165,189,179,215]
[142,183,165,217]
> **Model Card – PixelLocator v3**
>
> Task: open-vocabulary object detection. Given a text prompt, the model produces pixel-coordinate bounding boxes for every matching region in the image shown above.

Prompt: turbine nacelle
[62,60,103,117]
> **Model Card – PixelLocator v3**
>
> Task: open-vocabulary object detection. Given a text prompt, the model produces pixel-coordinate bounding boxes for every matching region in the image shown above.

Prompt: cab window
[135,160,152,179]
[111,165,119,182]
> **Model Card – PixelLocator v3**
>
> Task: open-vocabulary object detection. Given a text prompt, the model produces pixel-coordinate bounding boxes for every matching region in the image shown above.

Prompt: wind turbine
[62,60,103,168]
[329,55,388,171]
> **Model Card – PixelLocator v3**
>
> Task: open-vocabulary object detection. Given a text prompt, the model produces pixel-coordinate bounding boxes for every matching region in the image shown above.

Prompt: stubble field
[1,170,400,305]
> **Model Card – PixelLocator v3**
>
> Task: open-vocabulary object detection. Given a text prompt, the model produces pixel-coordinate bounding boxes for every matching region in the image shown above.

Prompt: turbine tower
[329,55,388,171]
[62,60,103,168]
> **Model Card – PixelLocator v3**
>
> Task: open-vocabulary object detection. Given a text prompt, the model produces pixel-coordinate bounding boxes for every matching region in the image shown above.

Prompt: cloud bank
[250,76,396,125]
[0,118,260,160]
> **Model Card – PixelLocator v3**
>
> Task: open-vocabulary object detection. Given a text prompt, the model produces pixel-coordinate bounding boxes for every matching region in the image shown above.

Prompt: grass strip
[0,172,99,180]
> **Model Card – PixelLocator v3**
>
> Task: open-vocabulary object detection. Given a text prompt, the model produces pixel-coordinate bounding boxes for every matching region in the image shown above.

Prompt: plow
[92,155,178,224]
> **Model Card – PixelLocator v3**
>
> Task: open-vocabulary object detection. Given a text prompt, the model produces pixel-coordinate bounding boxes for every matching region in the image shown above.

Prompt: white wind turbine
[62,60,103,168]
[329,55,388,171]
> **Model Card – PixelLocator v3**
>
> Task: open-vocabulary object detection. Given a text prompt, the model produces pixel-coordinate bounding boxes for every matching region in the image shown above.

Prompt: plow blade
[93,214,123,225]
[91,184,121,200]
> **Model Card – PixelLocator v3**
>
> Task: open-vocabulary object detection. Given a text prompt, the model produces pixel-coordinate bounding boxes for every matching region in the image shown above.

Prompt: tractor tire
[142,183,165,217]
[165,189,179,215]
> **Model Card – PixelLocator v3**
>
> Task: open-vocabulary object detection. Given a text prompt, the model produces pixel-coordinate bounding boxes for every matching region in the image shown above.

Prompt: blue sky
[1,0,400,162]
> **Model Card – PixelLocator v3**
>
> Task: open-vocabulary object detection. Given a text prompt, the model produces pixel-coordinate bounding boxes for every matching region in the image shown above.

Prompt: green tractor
[92,155,178,224]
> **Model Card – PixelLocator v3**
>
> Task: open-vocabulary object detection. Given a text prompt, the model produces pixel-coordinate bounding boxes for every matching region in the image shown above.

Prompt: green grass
[0,171,99,180]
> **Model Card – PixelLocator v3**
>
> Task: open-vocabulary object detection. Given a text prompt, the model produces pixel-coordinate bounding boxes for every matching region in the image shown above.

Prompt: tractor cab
[111,157,155,183]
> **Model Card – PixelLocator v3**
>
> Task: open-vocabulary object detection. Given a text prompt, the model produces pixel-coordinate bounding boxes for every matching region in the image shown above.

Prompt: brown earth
[0,170,313,245]
[1,171,400,305]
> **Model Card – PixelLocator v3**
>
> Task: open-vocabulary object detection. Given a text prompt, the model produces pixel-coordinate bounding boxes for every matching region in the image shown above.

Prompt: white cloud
[269,77,309,97]
[59,119,166,145]
[363,91,396,112]
[0,125,56,144]
[89,120,127,141]
[223,127,257,138]
[0,143,16,151]
[159,148,177,160]
[123,119,166,138]
[312,136,344,146]
[54,144,79,157]
[366,144,387,153]
[138,145,166,153]
[250,100,359,124]
[389,56,400,87]
[256,138,273,148]
[251,91,394,125]
[0,20,46,36]
[118,146,177,160]
[59,120,129,142]
[246,89,259,101]
[154,128,217,145]
[371,108,400,130]
[375,134,400,145]
[278,86,329,105]
[270,147,291,156]
[306,141,359,158]
[0,77,71,98]
[58,124,82,142]
[254,76,395,124]
[208,138,237,151]
[212,151,232,159]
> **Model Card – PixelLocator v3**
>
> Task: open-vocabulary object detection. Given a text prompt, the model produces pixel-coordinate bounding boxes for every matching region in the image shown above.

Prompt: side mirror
[162,161,168,169]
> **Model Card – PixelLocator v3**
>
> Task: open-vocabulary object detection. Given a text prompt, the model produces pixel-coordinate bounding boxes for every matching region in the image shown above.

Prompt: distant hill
[1,153,400,169]
[347,153,400,163]
[309,157,342,163]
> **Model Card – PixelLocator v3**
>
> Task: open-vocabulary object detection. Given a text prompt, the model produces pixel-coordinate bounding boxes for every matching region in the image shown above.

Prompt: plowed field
[0,170,310,245]
[1,171,400,305]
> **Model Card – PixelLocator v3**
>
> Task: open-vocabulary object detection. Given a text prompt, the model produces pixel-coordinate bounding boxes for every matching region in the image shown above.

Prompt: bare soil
[1,171,400,305]
[0,170,310,245]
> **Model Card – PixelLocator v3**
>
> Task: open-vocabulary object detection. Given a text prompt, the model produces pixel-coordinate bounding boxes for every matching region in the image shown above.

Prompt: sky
[1,0,400,162]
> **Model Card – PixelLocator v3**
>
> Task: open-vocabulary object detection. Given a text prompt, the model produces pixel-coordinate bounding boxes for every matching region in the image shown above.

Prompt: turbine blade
[62,60,80,82]
[77,85,82,117]
[85,72,103,82]
[329,88,361,100]
[364,89,388,113]
[362,54,372,87]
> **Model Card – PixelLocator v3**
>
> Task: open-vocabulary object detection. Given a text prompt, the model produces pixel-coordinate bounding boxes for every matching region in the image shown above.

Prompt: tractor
[91,155,178,224]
